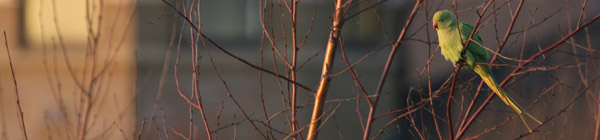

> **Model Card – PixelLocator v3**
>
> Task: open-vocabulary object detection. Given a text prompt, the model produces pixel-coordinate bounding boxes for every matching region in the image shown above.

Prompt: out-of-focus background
[0,0,599,139]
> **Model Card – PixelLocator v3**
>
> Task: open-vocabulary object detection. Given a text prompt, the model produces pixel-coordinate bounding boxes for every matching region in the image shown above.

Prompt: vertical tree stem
[291,0,299,139]
[306,0,344,139]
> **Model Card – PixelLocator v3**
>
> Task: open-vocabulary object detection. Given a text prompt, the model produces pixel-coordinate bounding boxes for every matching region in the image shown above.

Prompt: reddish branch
[290,0,299,138]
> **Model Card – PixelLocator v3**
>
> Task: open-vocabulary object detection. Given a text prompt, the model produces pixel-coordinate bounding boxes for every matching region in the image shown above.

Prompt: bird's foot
[459,54,467,62]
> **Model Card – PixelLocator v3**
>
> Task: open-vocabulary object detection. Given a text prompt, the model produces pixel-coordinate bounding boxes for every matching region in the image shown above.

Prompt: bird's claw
[459,54,467,62]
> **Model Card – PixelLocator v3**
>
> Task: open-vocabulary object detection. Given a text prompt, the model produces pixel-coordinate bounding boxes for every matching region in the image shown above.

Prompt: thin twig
[423,1,443,138]
[137,118,146,140]
[4,31,28,140]
[170,127,191,140]
[257,1,275,139]
[339,36,372,106]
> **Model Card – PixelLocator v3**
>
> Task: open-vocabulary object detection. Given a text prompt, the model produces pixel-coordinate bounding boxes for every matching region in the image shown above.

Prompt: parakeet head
[432,10,457,30]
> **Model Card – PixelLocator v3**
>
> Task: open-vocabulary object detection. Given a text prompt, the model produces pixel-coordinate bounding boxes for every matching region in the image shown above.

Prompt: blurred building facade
[0,0,136,139]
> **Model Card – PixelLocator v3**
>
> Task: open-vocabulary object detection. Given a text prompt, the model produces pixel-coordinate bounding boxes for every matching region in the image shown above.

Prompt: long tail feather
[473,65,541,132]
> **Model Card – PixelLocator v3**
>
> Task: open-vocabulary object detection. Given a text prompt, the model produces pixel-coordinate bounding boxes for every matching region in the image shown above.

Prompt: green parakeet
[432,10,541,132]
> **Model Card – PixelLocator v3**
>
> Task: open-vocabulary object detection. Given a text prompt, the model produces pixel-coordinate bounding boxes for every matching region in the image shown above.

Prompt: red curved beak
[433,22,438,29]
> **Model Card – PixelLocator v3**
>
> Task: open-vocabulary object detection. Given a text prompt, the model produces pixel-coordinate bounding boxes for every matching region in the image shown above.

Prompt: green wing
[459,22,488,64]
